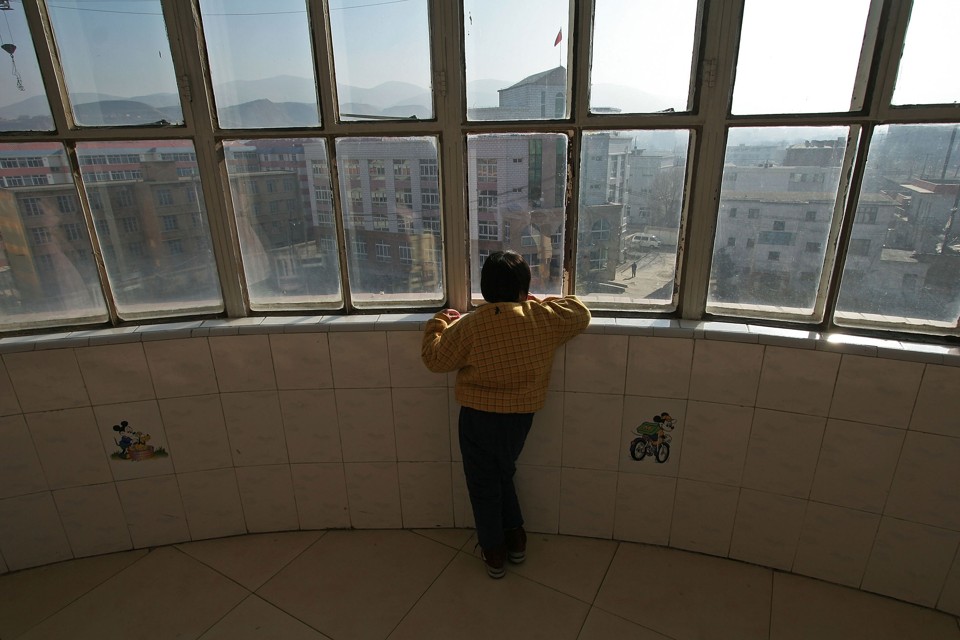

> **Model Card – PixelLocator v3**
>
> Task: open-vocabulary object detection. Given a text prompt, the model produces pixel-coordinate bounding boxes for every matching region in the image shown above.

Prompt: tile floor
[1,529,957,640]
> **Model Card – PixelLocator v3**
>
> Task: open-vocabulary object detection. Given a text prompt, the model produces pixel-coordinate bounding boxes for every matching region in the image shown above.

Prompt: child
[421,251,591,578]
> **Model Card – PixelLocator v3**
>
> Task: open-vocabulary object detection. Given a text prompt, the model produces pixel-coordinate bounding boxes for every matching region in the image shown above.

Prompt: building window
[477,158,497,179]
[22,197,42,216]
[373,213,389,230]
[773,221,785,231]
[62,223,83,241]
[420,159,438,177]
[165,239,184,255]
[162,215,179,231]
[747,208,760,219]
[805,241,821,253]
[399,244,413,264]
[859,205,878,224]
[121,217,139,233]
[421,189,440,209]
[805,210,817,221]
[395,189,413,207]
[57,195,77,214]
[729,207,737,218]
[393,159,410,176]
[478,220,499,240]
[352,239,367,257]
[477,189,498,212]
[423,217,441,236]
[727,237,736,247]
[591,219,610,241]
[157,189,174,206]
[848,238,871,256]
[767,251,780,261]
[30,227,52,245]
[376,241,391,261]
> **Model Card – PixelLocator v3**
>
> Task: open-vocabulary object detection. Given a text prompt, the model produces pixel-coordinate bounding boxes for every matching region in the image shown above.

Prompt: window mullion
[23,2,75,134]
[165,0,247,317]
[678,0,741,319]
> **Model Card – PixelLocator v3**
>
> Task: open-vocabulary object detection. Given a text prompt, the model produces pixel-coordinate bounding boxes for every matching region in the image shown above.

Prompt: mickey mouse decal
[628,413,676,463]
[111,420,166,461]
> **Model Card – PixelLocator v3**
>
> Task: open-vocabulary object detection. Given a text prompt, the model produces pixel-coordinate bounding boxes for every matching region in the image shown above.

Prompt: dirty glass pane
[224,138,341,309]
[835,124,960,331]
[706,126,849,318]
[47,0,183,126]
[77,141,222,319]
[590,0,698,114]
[464,0,572,121]
[575,130,689,309]
[335,136,444,308]
[200,0,321,128]
[467,133,567,301]
[329,0,433,121]
[891,0,960,106]
[0,3,54,132]
[732,0,871,114]
[0,143,107,331]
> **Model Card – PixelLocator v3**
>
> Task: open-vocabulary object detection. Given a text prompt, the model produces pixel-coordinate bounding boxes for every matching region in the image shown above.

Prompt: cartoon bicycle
[628,412,676,463]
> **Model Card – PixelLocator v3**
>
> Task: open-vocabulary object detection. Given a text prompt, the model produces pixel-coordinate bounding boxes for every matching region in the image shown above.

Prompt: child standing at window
[421,251,591,578]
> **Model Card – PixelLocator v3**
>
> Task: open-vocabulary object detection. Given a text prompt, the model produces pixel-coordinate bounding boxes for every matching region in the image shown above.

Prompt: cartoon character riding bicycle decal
[628,412,676,463]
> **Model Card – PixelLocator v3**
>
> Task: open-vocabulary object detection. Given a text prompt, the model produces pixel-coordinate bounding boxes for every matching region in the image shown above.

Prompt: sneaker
[504,526,527,564]
[481,545,506,579]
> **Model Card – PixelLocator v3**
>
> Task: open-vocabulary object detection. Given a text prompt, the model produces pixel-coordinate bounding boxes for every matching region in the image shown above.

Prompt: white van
[631,233,661,248]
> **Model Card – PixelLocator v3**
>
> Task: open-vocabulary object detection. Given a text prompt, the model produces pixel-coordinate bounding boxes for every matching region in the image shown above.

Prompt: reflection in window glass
[335,137,444,308]
[77,141,222,319]
[707,127,849,318]
[0,4,53,132]
[575,130,689,309]
[0,144,107,330]
[329,0,432,121]
[47,0,183,127]
[733,0,870,115]
[464,0,571,121]
[200,0,320,128]
[891,0,960,106]
[225,139,341,310]
[590,0,697,114]
[468,134,567,301]
[835,124,960,331]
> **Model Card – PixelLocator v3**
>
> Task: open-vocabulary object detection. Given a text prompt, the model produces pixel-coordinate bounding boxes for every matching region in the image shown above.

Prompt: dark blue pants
[458,406,534,551]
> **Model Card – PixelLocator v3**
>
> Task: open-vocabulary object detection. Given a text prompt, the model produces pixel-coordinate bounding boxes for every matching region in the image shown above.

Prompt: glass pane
[732,0,871,115]
[464,0,572,121]
[575,130,690,309]
[200,0,320,128]
[590,0,697,114]
[224,139,341,309]
[0,143,107,330]
[891,0,960,106]
[329,0,432,121]
[0,3,54,132]
[835,124,960,331]
[77,141,222,319]
[47,0,183,127]
[706,126,850,318]
[467,133,567,301]
[335,137,444,307]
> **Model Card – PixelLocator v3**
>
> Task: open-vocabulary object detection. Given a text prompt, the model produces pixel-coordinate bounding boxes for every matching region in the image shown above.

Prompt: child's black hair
[480,251,531,303]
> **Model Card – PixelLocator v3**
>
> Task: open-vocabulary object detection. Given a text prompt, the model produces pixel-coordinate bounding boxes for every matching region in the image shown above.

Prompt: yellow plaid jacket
[421,297,591,413]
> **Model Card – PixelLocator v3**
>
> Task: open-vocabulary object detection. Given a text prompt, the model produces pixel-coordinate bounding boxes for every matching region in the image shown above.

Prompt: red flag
[554,29,562,47]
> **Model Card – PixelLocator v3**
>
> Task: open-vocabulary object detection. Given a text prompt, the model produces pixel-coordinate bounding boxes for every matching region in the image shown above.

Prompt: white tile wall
[220,391,288,467]
[0,414,47,499]
[144,338,219,398]
[861,517,960,608]
[235,465,299,533]
[756,346,840,416]
[279,389,341,464]
[53,483,131,557]
[793,501,879,588]
[75,343,155,406]
[669,479,739,556]
[558,467,617,539]
[910,364,960,437]
[291,462,350,530]
[625,336,693,399]
[829,355,924,428]
[116,474,190,548]
[5,350,89,412]
[343,461,402,529]
[729,488,806,570]
[565,334,628,394]
[809,419,904,513]
[0,359,21,416]
[2,328,959,615]
[270,333,333,390]
[741,409,826,498]
[561,392,623,471]
[158,394,233,473]
[0,492,72,570]
[210,335,277,393]
[688,340,763,406]
[178,468,246,540]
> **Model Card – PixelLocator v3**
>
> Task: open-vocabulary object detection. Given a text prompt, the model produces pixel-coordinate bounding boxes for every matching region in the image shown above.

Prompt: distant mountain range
[0,74,673,130]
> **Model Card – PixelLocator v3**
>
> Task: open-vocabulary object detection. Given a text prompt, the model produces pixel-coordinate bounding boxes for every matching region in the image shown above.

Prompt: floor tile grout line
[11,547,150,639]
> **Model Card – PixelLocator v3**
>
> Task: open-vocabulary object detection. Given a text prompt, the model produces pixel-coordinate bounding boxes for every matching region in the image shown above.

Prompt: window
[399,244,413,264]
[767,251,780,261]
[30,227,52,245]
[2,1,955,341]
[62,223,83,241]
[166,239,184,255]
[376,242,391,261]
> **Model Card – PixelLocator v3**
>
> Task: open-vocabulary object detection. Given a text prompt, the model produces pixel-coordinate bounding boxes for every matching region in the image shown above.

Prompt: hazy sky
[0,0,956,111]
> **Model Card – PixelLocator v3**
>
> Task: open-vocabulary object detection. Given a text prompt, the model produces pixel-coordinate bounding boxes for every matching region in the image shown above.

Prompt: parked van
[631,233,662,248]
